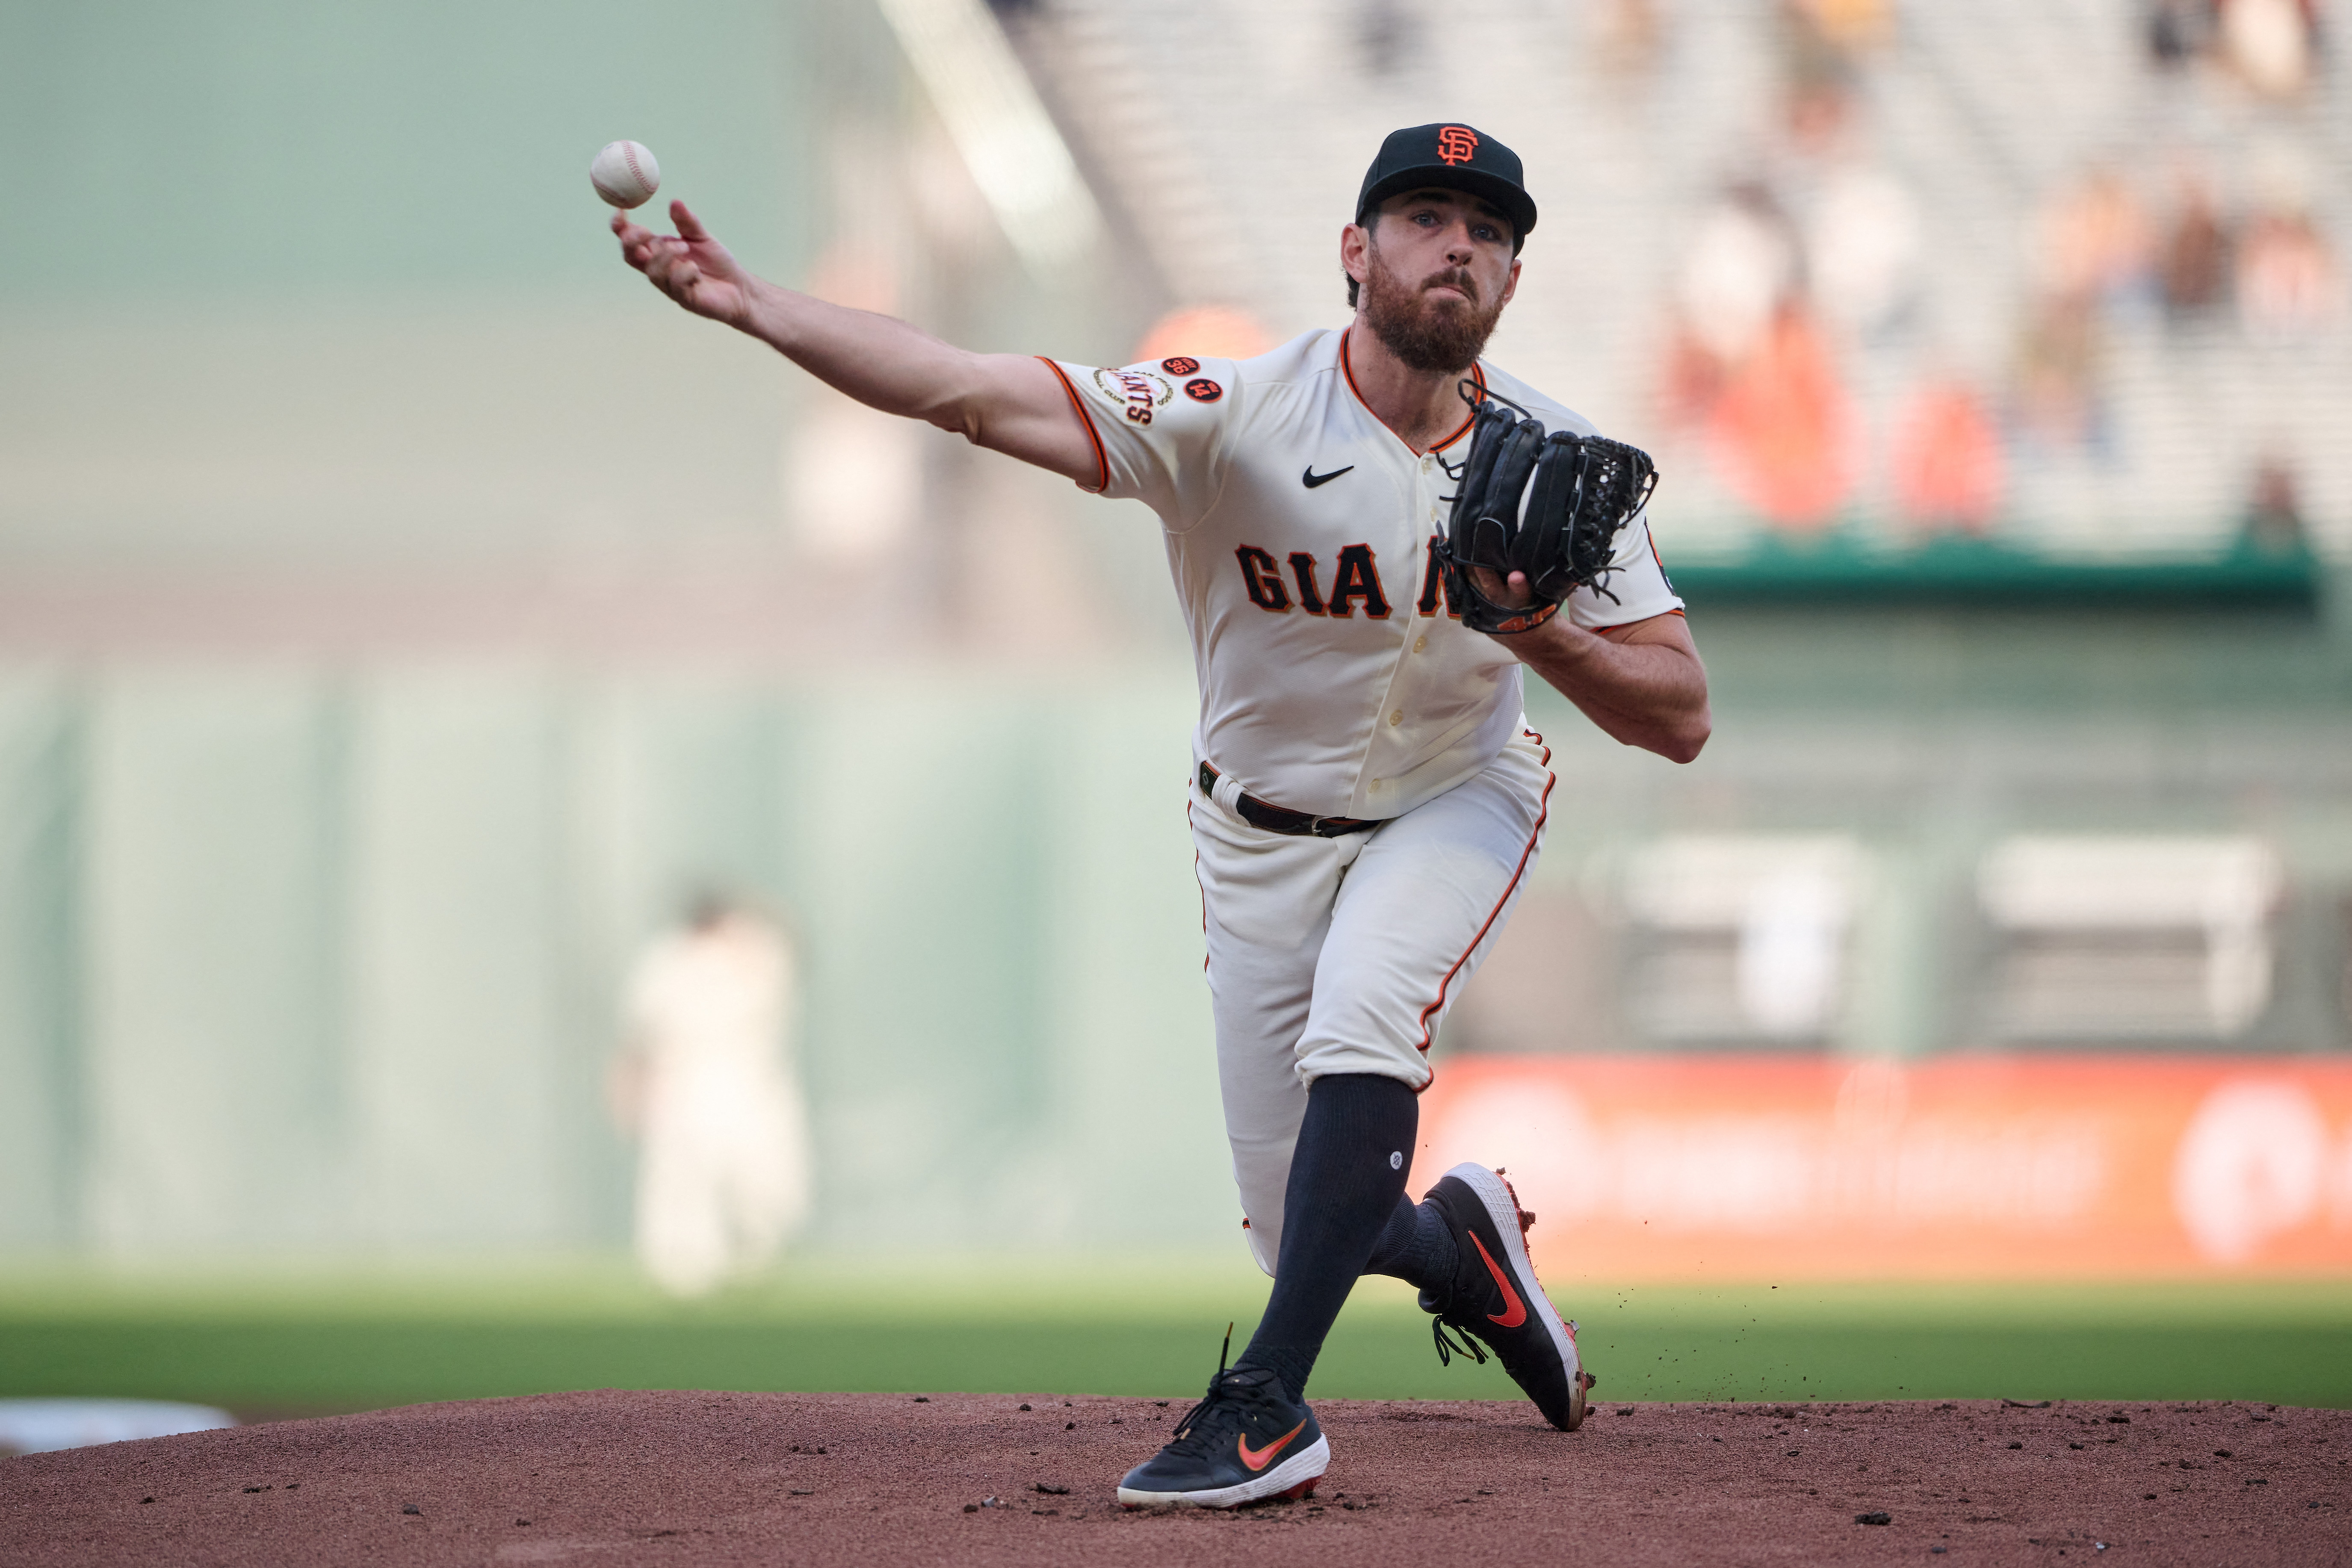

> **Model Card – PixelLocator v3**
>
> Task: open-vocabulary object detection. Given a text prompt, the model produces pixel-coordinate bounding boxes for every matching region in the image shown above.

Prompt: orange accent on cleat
[1235,1419,1306,1472]
[1468,1232,1529,1328]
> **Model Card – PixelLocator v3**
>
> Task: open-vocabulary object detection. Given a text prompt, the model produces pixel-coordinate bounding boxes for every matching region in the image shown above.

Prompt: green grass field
[3,1256,2348,1417]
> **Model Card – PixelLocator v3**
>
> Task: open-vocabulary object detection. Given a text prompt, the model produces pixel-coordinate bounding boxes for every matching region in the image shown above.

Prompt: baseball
[591,140,661,209]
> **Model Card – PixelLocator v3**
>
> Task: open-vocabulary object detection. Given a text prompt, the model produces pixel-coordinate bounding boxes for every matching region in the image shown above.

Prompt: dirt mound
[4,1389,2345,1565]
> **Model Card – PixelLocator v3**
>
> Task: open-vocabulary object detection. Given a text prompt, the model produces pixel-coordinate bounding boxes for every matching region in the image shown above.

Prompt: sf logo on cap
[1436,126,1479,165]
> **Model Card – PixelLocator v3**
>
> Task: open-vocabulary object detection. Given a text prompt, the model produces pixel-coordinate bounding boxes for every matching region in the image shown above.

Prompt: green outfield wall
[4,652,2351,1258]
[0,667,1236,1254]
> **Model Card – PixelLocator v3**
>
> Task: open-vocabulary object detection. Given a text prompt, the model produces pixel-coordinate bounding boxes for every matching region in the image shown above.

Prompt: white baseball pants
[1190,728,1554,1275]
[635,1061,811,1297]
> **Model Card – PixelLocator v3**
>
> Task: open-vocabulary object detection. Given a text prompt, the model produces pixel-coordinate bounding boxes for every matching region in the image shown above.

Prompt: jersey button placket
[1371,451,1437,805]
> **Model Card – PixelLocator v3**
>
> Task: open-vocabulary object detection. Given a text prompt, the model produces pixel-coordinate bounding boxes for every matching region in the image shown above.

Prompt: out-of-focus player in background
[613,123,1709,1504]
[609,895,811,1298]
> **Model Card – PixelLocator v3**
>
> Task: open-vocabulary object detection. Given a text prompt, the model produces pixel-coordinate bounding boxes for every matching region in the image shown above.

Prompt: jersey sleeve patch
[1089,365,1175,426]
[1049,356,1237,522]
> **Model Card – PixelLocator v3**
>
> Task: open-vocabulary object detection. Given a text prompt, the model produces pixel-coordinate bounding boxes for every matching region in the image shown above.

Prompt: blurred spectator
[2218,0,2318,97]
[1891,379,2005,530]
[1593,0,1668,79]
[1667,184,1857,526]
[1793,0,1892,51]
[1356,0,1415,77]
[1708,309,1857,529]
[1662,329,1731,432]
[1678,185,1800,366]
[1778,0,1887,152]
[2013,295,2107,449]
[2243,452,2307,551]
[2011,170,2141,450]
[1809,163,1923,335]
[2159,170,2235,319]
[1785,81,1853,157]
[1133,304,1273,365]
[2035,168,2154,313]
[612,896,812,1298]
[2146,0,2218,67]
[2237,206,2344,340]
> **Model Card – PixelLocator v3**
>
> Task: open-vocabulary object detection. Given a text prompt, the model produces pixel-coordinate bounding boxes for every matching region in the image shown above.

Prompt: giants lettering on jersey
[1236,546,1290,611]
[1416,536,1463,618]
[1330,544,1392,618]
[1288,551,1325,613]
[1236,544,1393,619]
[1091,366,1173,427]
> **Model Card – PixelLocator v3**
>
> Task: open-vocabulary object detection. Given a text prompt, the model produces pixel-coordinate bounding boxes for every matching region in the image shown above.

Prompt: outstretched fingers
[612,211,663,273]
[609,197,748,326]
[642,242,695,295]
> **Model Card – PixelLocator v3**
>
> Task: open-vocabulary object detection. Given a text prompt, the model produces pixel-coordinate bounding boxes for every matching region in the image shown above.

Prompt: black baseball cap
[1355,123,1537,250]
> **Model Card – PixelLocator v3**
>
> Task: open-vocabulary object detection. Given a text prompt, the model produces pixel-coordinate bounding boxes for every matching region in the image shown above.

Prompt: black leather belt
[1197,761,1382,838]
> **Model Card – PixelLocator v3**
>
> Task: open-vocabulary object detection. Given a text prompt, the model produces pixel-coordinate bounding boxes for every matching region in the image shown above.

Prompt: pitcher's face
[1349,189,1522,374]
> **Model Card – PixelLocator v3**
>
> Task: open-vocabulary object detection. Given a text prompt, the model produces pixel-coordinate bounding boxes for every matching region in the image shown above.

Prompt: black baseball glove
[1436,390,1659,635]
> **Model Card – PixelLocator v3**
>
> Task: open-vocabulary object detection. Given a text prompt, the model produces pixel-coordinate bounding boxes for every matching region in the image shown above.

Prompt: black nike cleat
[1117,1343,1329,1509]
[1419,1161,1593,1431]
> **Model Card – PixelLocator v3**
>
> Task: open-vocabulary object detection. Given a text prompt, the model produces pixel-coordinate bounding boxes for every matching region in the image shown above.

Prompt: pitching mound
[5,1389,2345,1565]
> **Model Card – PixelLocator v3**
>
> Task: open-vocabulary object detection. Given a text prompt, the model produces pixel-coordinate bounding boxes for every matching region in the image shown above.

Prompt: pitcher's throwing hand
[613,201,755,329]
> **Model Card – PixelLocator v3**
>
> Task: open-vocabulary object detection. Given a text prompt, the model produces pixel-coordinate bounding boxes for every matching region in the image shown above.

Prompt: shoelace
[1161,1323,1251,1459]
[1429,1315,1490,1369]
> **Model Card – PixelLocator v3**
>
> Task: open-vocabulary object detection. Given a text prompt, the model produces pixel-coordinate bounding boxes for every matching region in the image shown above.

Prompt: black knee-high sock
[1363,1191,1460,1291]
[1232,1073,1417,1403]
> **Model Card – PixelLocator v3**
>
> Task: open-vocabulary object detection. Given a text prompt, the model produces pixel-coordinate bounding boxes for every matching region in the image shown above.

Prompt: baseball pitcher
[614,122,1710,1507]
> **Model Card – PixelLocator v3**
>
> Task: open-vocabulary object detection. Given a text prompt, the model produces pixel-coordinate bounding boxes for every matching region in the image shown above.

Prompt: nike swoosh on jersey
[1301,464,1354,489]
[1236,1418,1307,1471]
[1469,1231,1529,1328]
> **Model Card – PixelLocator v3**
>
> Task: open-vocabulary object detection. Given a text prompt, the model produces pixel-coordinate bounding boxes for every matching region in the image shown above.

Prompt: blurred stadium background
[2,0,2349,1425]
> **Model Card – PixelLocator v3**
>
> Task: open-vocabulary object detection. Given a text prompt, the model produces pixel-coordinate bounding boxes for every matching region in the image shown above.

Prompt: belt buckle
[1306,815,1333,838]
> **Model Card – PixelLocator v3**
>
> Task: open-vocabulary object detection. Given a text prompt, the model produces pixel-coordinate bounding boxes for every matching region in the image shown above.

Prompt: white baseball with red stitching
[590,140,662,209]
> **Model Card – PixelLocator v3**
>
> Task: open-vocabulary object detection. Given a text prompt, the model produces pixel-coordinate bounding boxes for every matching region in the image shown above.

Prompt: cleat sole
[1114,1435,1331,1510]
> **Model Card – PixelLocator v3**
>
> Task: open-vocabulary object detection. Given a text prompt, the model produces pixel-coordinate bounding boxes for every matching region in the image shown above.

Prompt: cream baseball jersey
[1044,327,1682,821]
